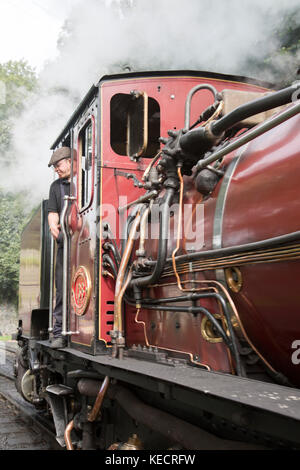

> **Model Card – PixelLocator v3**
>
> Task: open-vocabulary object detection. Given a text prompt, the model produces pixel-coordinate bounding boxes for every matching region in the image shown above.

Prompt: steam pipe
[211,83,300,136]
[64,419,74,450]
[87,376,110,422]
[136,204,151,258]
[77,380,263,450]
[113,210,143,335]
[195,100,300,172]
[120,204,142,256]
[102,254,118,279]
[160,229,300,267]
[103,242,121,269]
[131,188,175,288]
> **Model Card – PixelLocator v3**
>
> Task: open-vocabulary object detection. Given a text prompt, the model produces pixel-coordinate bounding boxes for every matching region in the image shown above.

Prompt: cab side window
[110,92,160,159]
[78,120,94,210]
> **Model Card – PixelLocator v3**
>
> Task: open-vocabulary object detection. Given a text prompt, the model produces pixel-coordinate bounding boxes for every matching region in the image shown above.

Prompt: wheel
[14,348,35,403]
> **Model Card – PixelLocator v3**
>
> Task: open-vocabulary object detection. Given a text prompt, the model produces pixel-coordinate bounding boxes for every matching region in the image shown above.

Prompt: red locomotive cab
[16,71,300,450]
[55,71,300,377]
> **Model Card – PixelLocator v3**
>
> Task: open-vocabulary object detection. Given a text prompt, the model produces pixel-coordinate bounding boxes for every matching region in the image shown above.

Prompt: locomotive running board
[39,341,300,447]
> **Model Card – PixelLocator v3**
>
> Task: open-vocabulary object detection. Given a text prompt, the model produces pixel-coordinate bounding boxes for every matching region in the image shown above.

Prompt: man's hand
[48,212,60,240]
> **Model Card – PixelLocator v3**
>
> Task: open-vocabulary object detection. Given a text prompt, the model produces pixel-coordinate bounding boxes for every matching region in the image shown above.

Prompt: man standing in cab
[47,147,72,349]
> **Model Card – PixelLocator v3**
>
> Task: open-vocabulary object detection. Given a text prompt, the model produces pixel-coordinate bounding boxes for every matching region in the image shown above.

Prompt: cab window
[78,120,94,210]
[110,92,160,159]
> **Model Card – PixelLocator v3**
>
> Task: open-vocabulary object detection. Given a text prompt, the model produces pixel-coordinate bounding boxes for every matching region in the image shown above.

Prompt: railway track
[0,341,61,450]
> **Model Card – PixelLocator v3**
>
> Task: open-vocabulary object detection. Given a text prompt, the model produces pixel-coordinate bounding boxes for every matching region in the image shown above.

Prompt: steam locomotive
[15,70,300,450]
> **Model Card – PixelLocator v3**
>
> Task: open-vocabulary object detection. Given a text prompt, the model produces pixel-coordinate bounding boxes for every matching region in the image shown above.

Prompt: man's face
[53,158,71,179]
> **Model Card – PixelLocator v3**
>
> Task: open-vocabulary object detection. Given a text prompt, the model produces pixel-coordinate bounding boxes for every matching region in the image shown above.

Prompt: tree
[244,6,300,87]
[0,60,37,158]
[0,191,28,305]
[0,60,37,305]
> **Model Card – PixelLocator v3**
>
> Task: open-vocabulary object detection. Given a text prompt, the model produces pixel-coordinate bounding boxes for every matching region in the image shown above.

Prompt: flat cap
[48,147,71,167]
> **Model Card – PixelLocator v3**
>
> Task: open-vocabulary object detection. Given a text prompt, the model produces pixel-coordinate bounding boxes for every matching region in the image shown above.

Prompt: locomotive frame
[15,70,300,450]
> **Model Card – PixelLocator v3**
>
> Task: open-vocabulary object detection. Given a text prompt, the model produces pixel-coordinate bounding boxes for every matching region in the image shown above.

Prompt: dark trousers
[53,245,63,337]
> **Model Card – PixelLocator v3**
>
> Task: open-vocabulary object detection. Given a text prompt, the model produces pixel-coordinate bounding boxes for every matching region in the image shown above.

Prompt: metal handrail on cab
[60,195,78,337]
[48,235,55,333]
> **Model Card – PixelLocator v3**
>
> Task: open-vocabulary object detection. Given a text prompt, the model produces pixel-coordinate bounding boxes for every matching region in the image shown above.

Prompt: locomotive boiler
[15,70,300,450]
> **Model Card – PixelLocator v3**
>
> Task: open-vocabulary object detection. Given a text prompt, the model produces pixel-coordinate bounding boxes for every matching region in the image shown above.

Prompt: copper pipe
[161,252,300,277]
[134,308,210,370]
[115,269,133,338]
[163,243,300,277]
[171,166,186,290]
[102,270,115,280]
[142,150,162,181]
[114,210,142,333]
[138,203,152,257]
[166,242,300,267]
[165,249,300,273]
[64,419,75,450]
[88,376,110,422]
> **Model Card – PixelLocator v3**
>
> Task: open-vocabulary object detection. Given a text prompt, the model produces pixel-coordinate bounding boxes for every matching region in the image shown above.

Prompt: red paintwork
[63,72,300,384]
[220,114,300,385]
[97,74,268,370]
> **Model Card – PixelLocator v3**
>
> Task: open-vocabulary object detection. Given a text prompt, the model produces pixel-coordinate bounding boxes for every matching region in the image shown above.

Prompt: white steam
[2,0,300,204]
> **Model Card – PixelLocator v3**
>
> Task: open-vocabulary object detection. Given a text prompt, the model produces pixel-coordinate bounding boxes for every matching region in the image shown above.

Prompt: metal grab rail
[48,235,55,333]
[60,195,78,337]
[184,84,219,131]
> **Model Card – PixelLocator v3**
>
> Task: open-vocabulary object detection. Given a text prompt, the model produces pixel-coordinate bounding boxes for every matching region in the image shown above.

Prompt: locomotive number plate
[71,266,92,316]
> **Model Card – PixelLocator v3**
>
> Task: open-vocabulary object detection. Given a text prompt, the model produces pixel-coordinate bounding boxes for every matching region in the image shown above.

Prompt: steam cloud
[2,0,300,205]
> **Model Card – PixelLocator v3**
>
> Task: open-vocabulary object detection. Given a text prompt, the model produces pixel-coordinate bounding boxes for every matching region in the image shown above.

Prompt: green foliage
[0,60,37,118]
[0,60,37,155]
[0,61,38,305]
[0,190,27,305]
[244,7,300,86]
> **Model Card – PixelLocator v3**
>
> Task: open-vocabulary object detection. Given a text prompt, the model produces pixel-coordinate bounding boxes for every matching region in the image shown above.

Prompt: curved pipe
[131,188,175,288]
[114,210,142,333]
[114,269,133,337]
[64,419,74,450]
[102,253,118,279]
[88,376,110,422]
[137,204,151,257]
[184,84,219,131]
[120,204,141,256]
[103,242,121,269]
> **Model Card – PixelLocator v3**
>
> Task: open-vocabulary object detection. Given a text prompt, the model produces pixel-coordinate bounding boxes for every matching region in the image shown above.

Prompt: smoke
[2,0,300,205]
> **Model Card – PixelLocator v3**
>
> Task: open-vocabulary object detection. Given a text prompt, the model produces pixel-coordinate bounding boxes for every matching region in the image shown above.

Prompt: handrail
[48,235,55,333]
[184,84,219,131]
[60,195,78,337]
